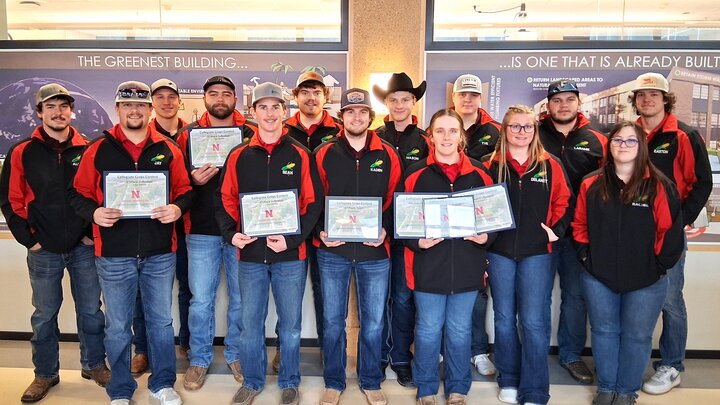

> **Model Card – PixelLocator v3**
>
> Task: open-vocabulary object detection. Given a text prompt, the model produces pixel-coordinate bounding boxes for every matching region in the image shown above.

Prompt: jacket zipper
[263,152,272,264]
[354,158,360,260]
[512,174,523,260]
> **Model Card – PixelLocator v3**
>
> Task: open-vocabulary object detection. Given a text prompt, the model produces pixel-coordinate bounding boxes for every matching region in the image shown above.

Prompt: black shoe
[391,366,415,388]
[612,393,636,405]
[592,391,615,405]
[561,360,594,384]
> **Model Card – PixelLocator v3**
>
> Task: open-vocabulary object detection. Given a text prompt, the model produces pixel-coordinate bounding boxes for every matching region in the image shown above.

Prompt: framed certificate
[393,192,448,239]
[240,189,301,237]
[423,196,477,238]
[453,183,516,233]
[103,171,169,218]
[187,126,244,168]
[325,196,382,242]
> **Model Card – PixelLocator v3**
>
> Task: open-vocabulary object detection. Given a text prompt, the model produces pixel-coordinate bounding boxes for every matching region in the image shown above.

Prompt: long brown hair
[426,108,467,152]
[596,121,662,203]
[490,105,547,184]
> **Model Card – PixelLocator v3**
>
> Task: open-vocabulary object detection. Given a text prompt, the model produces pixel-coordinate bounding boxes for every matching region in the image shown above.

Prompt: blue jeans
[583,272,668,395]
[275,242,323,349]
[413,290,477,398]
[551,236,588,364]
[27,243,105,378]
[318,249,389,391]
[238,260,306,390]
[654,238,688,372]
[186,234,242,368]
[96,253,177,400]
[488,252,553,405]
[381,243,415,367]
[471,286,490,356]
[133,227,191,353]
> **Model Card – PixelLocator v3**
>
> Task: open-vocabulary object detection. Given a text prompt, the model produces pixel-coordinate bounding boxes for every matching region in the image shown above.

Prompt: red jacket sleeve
[0,141,37,248]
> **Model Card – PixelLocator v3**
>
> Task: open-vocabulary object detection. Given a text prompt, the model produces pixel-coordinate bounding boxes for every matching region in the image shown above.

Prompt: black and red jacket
[179,110,258,236]
[539,112,608,195]
[641,113,712,226]
[375,115,430,170]
[284,110,342,151]
[215,131,323,263]
[572,171,684,293]
[0,127,91,253]
[483,151,573,259]
[454,107,502,160]
[314,131,403,261]
[402,152,494,295]
[68,125,193,257]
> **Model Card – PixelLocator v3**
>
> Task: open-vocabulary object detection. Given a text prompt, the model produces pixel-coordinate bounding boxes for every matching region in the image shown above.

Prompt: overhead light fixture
[19,1,42,6]
[474,3,526,18]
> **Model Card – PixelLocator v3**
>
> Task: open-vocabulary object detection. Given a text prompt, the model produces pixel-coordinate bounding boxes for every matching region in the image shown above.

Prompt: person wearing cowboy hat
[372,72,430,388]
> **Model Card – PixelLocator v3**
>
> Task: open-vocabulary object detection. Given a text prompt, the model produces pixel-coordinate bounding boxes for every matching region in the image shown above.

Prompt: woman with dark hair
[483,105,572,405]
[403,109,494,405]
[573,121,684,405]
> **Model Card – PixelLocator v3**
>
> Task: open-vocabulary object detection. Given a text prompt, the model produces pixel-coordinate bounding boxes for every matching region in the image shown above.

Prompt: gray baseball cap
[453,74,482,94]
[35,83,75,106]
[252,82,285,105]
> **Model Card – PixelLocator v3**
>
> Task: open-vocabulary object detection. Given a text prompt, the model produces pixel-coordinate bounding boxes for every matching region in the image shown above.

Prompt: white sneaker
[642,365,681,395]
[150,387,183,405]
[110,400,130,405]
[498,387,518,404]
[472,354,496,376]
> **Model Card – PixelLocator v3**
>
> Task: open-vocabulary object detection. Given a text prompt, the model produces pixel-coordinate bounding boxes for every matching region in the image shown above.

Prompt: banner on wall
[0,48,348,230]
[426,49,720,246]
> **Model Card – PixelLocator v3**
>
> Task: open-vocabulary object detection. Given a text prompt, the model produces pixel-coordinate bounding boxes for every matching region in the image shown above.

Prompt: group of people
[0,68,711,405]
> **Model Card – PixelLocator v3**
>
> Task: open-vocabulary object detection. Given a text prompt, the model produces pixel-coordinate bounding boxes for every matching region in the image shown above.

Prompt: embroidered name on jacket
[573,141,590,152]
[282,162,296,175]
[654,143,671,154]
[151,154,165,165]
[530,170,548,183]
[632,194,650,208]
[406,148,420,160]
[370,159,384,172]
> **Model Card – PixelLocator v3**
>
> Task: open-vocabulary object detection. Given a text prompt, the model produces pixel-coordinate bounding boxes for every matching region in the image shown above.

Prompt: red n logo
[349,215,357,223]
[212,143,220,152]
[265,210,273,218]
[475,207,484,215]
[442,214,449,222]
[418,212,424,220]
[131,190,140,199]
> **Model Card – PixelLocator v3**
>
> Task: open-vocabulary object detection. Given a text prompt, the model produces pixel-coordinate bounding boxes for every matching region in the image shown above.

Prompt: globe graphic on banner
[0,77,112,158]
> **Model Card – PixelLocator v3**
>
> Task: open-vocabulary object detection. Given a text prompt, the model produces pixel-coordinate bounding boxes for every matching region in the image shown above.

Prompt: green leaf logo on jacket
[530,170,548,183]
[574,140,590,151]
[406,148,421,160]
[479,135,492,144]
[151,154,165,165]
[282,162,296,175]
[632,194,650,208]
[71,154,81,166]
[370,159,384,172]
[654,143,671,154]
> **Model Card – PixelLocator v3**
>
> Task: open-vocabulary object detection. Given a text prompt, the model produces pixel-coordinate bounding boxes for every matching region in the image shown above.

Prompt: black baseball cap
[547,79,579,100]
[203,75,235,92]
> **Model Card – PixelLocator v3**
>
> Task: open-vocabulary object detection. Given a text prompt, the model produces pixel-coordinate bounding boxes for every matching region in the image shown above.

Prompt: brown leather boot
[21,376,59,403]
[81,364,111,387]
[131,353,149,377]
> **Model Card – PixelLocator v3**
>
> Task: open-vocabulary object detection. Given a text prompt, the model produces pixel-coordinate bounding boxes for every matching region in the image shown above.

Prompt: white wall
[1,237,719,351]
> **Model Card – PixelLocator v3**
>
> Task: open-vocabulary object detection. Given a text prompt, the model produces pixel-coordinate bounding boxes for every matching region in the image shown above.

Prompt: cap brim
[151,86,179,96]
[372,85,387,102]
[40,94,75,104]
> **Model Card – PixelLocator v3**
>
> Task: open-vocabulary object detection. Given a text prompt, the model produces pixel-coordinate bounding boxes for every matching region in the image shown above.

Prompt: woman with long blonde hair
[483,105,572,405]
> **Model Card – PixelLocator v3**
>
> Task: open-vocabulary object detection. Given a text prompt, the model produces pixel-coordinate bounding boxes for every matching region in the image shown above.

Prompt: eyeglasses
[508,124,534,133]
[117,88,150,99]
[610,138,639,147]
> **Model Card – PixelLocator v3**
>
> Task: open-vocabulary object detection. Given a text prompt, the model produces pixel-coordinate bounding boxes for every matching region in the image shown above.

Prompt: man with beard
[0,83,110,403]
[371,72,428,387]
[270,72,342,371]
[629,73,711,396]
[68,80,193,405]
[314,88,402,405]
[179,75,257,391]
[130,79,193,377]
[538,79,607,385]
[451,74,501,160]
[451,73,500,377]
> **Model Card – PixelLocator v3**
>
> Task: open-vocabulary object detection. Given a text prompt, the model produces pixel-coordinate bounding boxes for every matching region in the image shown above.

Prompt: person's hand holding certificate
[103,171,169,218]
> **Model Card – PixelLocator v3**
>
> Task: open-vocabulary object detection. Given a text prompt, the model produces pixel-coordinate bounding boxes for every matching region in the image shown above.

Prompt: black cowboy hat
[372,72,427,102]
